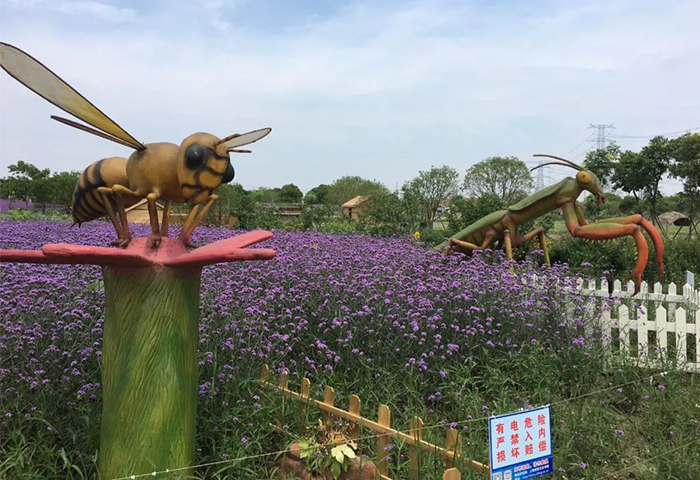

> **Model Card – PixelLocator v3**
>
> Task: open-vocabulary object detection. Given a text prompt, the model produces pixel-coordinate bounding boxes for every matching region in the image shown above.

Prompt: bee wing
[219,128,272,150]
[0,42,145,150]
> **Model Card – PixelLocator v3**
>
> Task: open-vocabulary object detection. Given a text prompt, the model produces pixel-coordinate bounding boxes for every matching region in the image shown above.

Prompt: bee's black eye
[185,144,206,169]
[223,162,235,183]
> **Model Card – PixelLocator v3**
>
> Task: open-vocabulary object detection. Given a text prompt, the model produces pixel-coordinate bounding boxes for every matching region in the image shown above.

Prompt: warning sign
[488,405,553,480]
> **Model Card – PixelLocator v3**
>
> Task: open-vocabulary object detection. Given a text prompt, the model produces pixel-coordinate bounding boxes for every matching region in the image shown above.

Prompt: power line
[608,126,700,139]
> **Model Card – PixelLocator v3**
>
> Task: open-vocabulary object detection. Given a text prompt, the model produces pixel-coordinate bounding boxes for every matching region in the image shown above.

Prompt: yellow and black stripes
[180,147,231,202]
[71,159,109,224]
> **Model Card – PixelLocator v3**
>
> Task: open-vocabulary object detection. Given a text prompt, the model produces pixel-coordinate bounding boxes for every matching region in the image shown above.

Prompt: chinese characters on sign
[488,406,553,480]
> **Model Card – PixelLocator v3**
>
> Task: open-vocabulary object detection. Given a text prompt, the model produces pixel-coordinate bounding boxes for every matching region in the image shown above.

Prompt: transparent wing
[0,42,144,150]
[220,128,272,150]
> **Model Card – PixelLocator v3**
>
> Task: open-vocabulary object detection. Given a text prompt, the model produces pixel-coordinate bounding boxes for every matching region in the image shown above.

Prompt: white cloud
[0,0,697,194]
[2,0,136,23]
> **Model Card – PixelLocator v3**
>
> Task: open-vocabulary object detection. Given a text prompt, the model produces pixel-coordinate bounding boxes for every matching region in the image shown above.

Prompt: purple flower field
[5,220,695,480]
[0,220,590,405]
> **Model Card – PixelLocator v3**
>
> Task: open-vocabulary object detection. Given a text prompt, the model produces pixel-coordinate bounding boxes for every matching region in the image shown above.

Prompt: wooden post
[445,428,462,469]
[348,395,361,440]
[676,307,687,364]
[377,405,391,477]
[443,467,460,480]
[619,305,630,355]
[322,386,335,427]
[657,305,668,355]
[637,306,648,360]
[278,372,288,427]
[409,416,424,478]
[299,378,311,434]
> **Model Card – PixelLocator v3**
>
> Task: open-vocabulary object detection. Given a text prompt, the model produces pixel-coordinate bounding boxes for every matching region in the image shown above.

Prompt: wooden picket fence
[579,278,700,372]
[260,365,488,480]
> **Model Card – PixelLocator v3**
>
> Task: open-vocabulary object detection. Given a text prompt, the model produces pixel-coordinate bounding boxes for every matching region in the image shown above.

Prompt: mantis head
[532,154,606,204]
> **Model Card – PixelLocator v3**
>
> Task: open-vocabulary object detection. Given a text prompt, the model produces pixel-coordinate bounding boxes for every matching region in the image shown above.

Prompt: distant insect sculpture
[0,43,271,248]
[437,154,664,292]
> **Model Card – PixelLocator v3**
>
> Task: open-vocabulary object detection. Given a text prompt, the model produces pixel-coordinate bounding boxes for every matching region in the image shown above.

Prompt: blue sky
[1,0,698,194]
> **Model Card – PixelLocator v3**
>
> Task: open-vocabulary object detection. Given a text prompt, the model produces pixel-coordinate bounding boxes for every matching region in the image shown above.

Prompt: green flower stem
[98,266,202,480]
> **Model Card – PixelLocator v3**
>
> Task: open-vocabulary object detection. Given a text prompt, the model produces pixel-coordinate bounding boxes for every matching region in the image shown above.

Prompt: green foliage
[669,133,700,221]
[463,156,533,205]
[0,161,78,213]
[278,184,303,204]
[300,204,338,230]
[584,142,620,187]
[445,193,506,236]
[318,218,357,234]
[0,209,72,222]
[304,184,331,205]
[401,165,460,225]
[297,421,358,480]
[325,176,389,206]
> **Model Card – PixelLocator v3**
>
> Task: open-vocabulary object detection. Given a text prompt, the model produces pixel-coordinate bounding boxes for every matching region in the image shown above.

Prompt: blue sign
[488,405,553,480]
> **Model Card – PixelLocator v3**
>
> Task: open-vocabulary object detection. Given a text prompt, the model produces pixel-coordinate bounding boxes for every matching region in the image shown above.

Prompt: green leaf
[330,461,342,479]
[331,445,345,463]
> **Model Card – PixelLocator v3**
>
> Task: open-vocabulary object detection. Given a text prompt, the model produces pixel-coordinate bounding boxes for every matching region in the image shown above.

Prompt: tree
[669,133,700,234]
[612,150,646,213]
[401,165,460,226]
[249,187,280,204]
[48,170,80,214]
[278,184,303,203]
[637,136,671,221]
[325,176,389,206]
[304,184,330,205]
[446,194,505,234]
[3,161,51,207]
[463,156,533,205]
[584,142,621,187]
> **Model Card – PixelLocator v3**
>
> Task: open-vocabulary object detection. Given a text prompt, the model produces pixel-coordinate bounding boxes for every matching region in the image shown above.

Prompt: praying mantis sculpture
[438,154,664,292]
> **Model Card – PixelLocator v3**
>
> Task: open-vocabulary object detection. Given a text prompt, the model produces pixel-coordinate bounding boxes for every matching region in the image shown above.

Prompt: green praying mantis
[437,154,664,292]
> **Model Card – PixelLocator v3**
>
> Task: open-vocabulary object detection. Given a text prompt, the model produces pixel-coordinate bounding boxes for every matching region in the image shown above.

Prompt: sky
[0,0,698,195]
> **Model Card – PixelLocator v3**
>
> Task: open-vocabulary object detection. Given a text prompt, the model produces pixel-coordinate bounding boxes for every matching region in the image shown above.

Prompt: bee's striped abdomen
[71,157,129,224]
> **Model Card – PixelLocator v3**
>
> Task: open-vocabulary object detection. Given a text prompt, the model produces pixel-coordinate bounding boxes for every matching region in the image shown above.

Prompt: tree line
[1,132,698,237]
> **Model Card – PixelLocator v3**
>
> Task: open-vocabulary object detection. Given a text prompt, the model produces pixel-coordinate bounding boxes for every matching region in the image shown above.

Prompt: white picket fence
[579,278,700,372]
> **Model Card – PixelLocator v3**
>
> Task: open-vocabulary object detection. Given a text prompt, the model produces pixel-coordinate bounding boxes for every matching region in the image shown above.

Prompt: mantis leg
[503,229,514,272]
[97,187,126,247]
[179,195,218,247]
[145,193,162,247]
[587,213,664,278]
[512,227,551,266]
[447,230,496,254]
[563,203,651,292]
[161,200,171,238]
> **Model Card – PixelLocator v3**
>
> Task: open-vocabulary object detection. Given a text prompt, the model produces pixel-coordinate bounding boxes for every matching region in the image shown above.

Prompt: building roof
[658,211,688,225]
[341,195,368,208]
[125,198,165,212]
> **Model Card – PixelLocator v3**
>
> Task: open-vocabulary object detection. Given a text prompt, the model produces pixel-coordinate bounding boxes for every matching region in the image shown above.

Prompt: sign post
[488,406,553,480]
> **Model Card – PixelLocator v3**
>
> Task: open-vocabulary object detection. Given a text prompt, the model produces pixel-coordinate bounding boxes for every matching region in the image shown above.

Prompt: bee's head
[177,132,234,205]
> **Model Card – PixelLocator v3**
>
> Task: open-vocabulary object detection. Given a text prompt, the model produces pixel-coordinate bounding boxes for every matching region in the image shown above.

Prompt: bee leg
[111,190,133,246]
[179,205,200,248]
[97,187,127,248]
[144,192,162,247]
[179,195,218,248]
[161,200,171,238]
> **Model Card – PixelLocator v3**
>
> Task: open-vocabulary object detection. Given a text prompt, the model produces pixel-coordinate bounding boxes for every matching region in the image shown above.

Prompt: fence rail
[259,365,488,480]
[579,278,700,372]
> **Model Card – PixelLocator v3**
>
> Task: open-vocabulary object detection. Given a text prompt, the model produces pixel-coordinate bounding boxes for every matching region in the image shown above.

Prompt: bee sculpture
[0,42,271,247]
